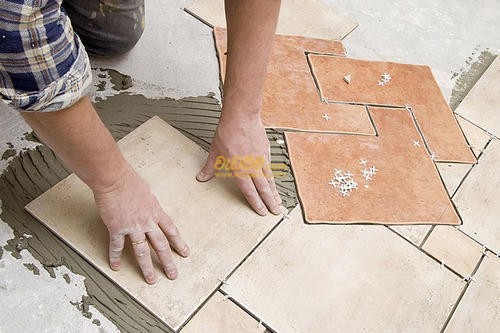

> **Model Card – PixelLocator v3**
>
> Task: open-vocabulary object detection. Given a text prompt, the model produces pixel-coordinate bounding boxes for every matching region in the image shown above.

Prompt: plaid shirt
[0,0,91,112]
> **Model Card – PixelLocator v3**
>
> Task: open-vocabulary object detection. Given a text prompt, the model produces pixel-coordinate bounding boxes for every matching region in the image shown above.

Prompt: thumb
[196,152,217,182]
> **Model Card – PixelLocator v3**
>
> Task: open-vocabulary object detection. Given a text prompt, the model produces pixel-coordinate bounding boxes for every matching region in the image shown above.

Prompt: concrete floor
[0,0,499,331]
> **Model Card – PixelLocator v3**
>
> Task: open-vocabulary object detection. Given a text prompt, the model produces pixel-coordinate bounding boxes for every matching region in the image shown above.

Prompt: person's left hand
[196,114,282,216]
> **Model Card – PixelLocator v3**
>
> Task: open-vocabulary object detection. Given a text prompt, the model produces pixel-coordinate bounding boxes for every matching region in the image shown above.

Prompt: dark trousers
[63,0,145,57]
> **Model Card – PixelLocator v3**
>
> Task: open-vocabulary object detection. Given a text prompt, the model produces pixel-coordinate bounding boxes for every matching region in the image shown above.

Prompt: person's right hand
[93,166,190,284]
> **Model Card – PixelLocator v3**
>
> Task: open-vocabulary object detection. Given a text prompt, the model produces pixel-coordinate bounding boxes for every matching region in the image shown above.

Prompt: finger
[234,173,269,216]
[196,150,217,182]
[251,170,282,215]
[109,234,125,271]
[262,161,282,205]
[158,213,190,258]
[147,226,178,280]
[129,233,157,284]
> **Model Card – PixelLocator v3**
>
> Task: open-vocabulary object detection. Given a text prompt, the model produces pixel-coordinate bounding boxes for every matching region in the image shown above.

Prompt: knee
[65,0,145,57]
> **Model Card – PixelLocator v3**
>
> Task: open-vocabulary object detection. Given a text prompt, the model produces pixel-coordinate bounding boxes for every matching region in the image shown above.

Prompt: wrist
[88,156,134,195]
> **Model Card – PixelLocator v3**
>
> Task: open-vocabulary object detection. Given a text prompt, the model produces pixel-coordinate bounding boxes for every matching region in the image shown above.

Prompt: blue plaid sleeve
[0,0,92,112]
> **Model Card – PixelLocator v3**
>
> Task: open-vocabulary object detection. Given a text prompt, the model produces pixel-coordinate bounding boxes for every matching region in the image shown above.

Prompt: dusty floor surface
[0,0,499,332]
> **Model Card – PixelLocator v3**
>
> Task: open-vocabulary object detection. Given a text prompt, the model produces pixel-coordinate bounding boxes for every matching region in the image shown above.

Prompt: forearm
[21,96,129,193]
[223,0,281,121]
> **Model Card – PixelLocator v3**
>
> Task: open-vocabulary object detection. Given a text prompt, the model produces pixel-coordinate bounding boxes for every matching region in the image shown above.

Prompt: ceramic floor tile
[456,115,492,158]
[25,117,282,330]
[455,56,500,138]
[436,163,473,196]
[285,107,460,225]
[308,54,476,163]
[181,292,266,333]
[389,225,431,246]
[453,139,500,252]
[422,226,483,277]
[214,28,375,135]
[222,206,464,333]
[445,253,500,333]
[185,0,358,40]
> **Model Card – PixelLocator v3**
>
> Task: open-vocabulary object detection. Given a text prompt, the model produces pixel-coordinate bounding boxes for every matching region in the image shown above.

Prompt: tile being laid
[285,107,460,225]
[222,205,465,333]
[455,56,500,138]
[422,226,483,277]
[445,253,500,333]
[213,28,375,135]
[185,0,358,40]
[181,292,266,333]
[25,116,282,330]
[308,54,476,163]
[453,139,500,252]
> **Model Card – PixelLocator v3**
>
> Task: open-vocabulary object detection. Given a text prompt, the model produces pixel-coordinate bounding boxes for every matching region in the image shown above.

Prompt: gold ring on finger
[131,238,147,246]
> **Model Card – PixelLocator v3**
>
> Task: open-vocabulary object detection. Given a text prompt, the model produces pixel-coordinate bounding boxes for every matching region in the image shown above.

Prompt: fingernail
[270,206,282,215]
[197,171,204,178]
[257,206,268,216]
[146,274,157,285]
[276,195,282,205]
[181,245,190,257]
[165,265,177,280]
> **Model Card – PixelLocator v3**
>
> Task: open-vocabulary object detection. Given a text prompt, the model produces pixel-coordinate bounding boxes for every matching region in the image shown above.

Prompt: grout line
[454,228,500,257]
[455,113,499,141]
[405,105,434,157]
[327,100,407,109]
[218,290,278,333]
[182,8,215,29]
[178,211,293,331]
[305,52,325,102]
[223,210,290,282]
[439,254,486,333]
[419,246,469,279]
[419,225,435,248]
[454,113,499,141]
[451,137,495,199]
[385,225,463,280]
[176,286,222,332]
[364,106,379,137]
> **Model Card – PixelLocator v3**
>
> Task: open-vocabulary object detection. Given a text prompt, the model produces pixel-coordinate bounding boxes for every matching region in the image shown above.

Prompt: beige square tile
[222,206,464,332]
[422,226,483,277]
[285,107,460,225]
[445,253,500,332]
[455,56,500,137]
[185,0,358,40]
[389,225,432,245]
[308,54,476,163]
[453,139,500,252]
[436,162,473,195]
[25,117,282,330]
[181,292,266,333]
[456,115,492,158]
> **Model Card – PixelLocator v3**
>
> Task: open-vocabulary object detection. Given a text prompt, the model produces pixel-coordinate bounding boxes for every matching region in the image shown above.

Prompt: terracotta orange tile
[308,54,476,164]
[213,28,375,135]
[285,107,460,225]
